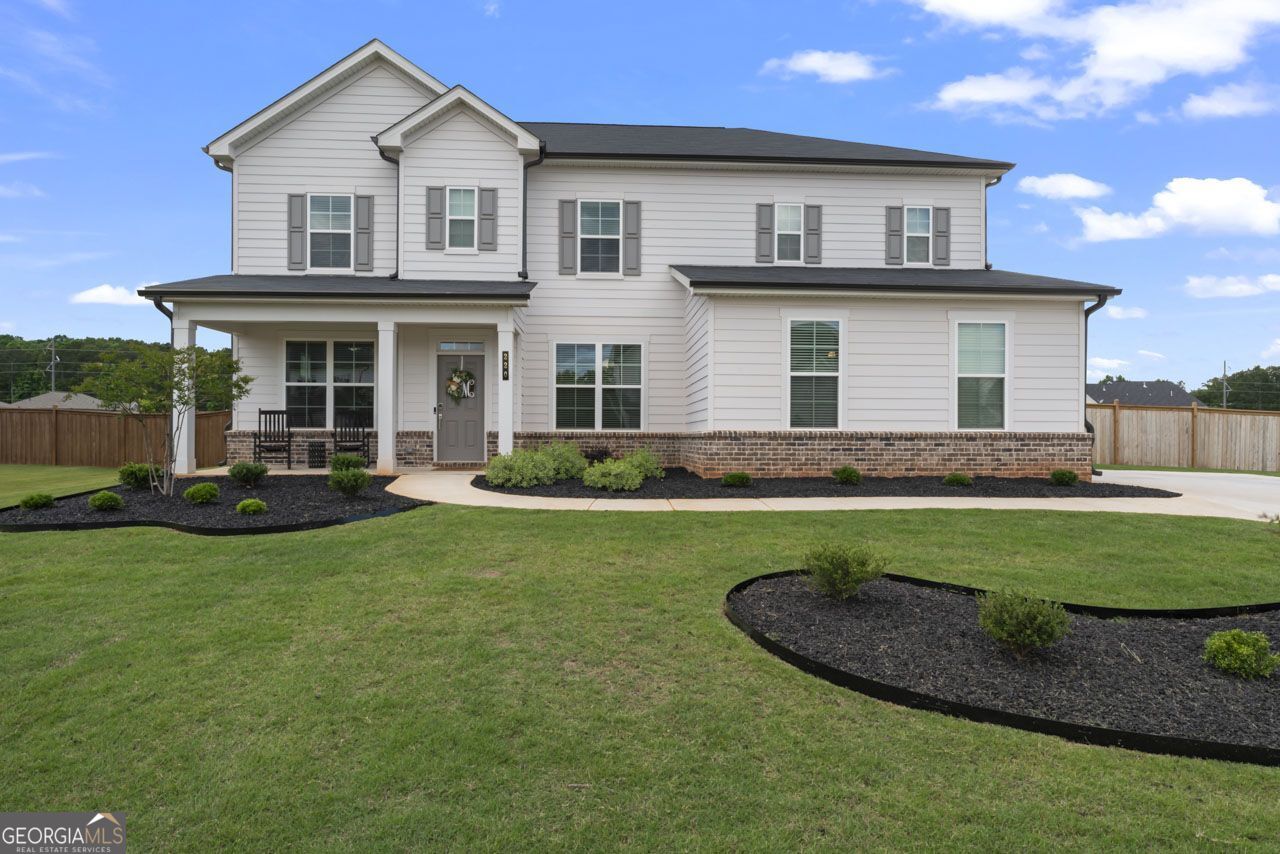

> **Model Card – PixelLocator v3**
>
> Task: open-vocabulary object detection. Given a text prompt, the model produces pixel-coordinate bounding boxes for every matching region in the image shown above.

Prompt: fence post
[51,406,58,466]
[1111,401,1121,465]
[1190,404,1197,469]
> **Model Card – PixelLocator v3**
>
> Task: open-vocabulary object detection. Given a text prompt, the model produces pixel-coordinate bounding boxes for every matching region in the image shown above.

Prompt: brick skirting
[225,430,432,470]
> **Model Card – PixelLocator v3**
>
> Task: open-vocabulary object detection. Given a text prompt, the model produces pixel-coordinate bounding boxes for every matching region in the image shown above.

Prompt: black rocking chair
[253,409,293,469]
[332,412,371,465]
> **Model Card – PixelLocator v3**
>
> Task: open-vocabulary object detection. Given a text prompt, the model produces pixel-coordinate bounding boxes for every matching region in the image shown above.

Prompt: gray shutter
[803,204,822,264]
[426,187,445,249]
[478,188,497,251]
[932,206,951,266]
[755,203,774,263]
[623,200,641,276]
[287,194,306,270]
[558,200,577,275]
[885,206,904,266]
[354,195,373,271]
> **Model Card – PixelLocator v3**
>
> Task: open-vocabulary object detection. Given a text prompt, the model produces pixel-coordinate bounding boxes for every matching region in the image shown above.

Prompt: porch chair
[332,412,371,466]
[253,409,293,469]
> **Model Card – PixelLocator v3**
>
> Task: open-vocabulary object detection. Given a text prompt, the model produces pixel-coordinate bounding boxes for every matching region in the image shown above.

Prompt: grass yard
[2,506,1280,849]
[1099,463,1280,478]
[0,464,117,506]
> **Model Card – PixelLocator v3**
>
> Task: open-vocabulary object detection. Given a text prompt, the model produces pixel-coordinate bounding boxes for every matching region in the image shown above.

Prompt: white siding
[684,293,712,430]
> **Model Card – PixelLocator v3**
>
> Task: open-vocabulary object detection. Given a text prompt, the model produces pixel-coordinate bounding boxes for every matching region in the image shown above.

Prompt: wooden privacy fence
[1088,402,1280,472]
[0,408,230,468]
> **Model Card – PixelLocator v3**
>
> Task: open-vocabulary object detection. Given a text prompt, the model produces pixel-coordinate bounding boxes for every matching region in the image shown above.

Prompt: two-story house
[142,40,1118,479]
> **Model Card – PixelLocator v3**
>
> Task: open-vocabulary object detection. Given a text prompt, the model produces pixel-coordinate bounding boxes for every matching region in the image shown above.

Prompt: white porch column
[497,322,514,454]
[376,321,398,473]
[172,318,197,475]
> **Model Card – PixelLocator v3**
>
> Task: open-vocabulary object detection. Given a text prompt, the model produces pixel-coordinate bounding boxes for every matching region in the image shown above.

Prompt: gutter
[1083,293,1111,474]
[519,141,546,280]
[983,175,1002,270]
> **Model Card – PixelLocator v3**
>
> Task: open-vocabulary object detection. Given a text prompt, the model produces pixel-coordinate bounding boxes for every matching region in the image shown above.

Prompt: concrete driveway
[1095,469,1280,521]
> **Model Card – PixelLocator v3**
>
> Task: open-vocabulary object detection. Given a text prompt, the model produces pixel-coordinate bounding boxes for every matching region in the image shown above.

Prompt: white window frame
[551,340,646,431]
[445,186,478,253]
[577,199,623,278]
[904,205,933,267]
[783,315,844,430]
[950,313,1013,431]
[306,193,354,272]
[282,338,376,430]
[331,340,377,429]
[775,202,804,264]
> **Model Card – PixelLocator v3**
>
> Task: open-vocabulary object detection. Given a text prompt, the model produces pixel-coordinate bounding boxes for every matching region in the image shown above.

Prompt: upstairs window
[579,201,621,273]
[448,187,477,249]
[956,322,1006,429]
[776,203,803,262]
[308,195,352,269]
[789,320,840,428]
[905,206,932,264]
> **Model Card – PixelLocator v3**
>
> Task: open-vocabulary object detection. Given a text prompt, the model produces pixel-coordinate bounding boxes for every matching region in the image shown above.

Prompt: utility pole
[45,340,59,392]
[1221,361,1229,408]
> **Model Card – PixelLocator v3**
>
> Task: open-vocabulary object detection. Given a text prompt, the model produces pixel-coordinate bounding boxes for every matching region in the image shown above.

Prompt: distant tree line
[1193,365,1280,411]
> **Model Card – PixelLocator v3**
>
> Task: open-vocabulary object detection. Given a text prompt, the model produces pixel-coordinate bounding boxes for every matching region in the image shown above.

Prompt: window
[905,206,931,264]
[285,341,327,427]
[309,195,352,268]
[776,203,803,262]
[447,187,477,249]
[439,341,486,352]
[284,339,375,428]
[789,320,840,428]
[333,341,375,427]
[555,343,643,430]
[579,200,621,273]
[956,322,1005,429]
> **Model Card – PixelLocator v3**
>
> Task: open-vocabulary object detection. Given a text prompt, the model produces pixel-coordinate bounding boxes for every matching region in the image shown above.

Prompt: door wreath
[446,368,477,404]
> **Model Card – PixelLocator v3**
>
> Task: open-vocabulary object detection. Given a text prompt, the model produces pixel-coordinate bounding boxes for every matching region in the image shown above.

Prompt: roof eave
[540,151,1014,172]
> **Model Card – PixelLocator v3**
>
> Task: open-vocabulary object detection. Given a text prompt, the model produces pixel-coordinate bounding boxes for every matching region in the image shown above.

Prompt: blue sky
[2,0,1279,390]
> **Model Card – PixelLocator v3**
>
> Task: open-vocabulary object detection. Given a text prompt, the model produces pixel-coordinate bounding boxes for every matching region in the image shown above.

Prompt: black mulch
[473,468,1178,500]
[730,575,1280,749]
[0,475,424,532]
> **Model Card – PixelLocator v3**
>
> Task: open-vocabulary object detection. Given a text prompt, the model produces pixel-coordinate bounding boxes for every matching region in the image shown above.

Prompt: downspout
[1083,293,1110,475]
[519,141,546,280]
[150,297,173,321]
[983,174,1002,271]
[373,136,401,279]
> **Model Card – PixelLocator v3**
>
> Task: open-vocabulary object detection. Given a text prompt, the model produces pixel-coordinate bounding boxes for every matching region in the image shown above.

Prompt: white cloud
[1077,177,1280,242]
[932,68,1055,118]
[0,182,45,198]
[0,151,55,165]
[31,0,73,17]
[69,283,147,306]
[1183,82,1275,119]
[1018,173,1112,200]
[1020,44,1051,61]
[1206,246,1280,263]
[1184,274,1280,298]
[483,1,500,16]
[760,50,885,84]
[1134,110,1160,124]
[1138,349,1166,360]
[1030,221,1049,234]
[913,0,1060,28]
[1089,356,1130,370]
[1263,339,1280,359]
[1105,304,1148,319]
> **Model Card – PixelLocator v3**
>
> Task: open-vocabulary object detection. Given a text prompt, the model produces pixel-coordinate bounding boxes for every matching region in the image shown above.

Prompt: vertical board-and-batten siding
[232,64,433,275]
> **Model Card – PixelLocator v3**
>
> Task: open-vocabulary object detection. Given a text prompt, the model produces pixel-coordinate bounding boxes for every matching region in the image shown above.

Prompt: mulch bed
[0,475,424,533]
[729,574,1280,751]
[473,468,1178,500]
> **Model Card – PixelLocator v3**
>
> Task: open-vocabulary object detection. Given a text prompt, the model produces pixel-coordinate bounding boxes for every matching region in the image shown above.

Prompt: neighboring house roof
[10,391,105,409]
[377,86,540,155]
[1086,380,1199,407]
[139,275,536,302]
[670,266,1120,298]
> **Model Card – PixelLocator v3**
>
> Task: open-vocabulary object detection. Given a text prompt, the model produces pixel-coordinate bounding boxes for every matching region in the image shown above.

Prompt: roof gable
[375,85,540,156]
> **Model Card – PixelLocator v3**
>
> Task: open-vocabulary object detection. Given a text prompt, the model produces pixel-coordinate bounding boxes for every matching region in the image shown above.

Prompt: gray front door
[437,354,485,462]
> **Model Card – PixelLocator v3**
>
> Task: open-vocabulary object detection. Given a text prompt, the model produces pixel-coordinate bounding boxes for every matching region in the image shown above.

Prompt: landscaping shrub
[485,449,557,488]
[329,468,372,497]
[330,453,366,472]
[1203,629,1280,679]
[721,472,752,488]
[18,493,54,510]
[582,446,612,464]
[183,482,220,505]
[582,458,645,492]
[228,461,269,487]
[977,591,1071,659]
[542,441,588,481]
[1050,468,1079,487]
[236,498,268,516]
[833,466,862,485]
[118,462,157,490]
[623,448,665,480]
[88,491,124,511]
[943,472,974,487]
[803,543,889,600]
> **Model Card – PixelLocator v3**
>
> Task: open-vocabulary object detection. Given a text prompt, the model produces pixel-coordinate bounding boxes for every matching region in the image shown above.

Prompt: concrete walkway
[386,468,1280,520]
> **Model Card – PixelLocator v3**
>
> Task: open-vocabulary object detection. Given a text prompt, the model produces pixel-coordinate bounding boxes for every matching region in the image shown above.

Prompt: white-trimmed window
[905,206,932,264]
[284,340,375,428]
[308,194,353,269]
[579,200,621,273]
[554,342,643,430]
[447,187,477,249]
[789,320,840,429]
[956,322,1006,429]
[776,203,803,262]
[332,341,375,427]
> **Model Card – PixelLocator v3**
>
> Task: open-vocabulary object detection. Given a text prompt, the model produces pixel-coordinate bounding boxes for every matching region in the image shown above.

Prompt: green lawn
[3,507,1280,850]
[0,464,117,506]
[1099,463,1280,478]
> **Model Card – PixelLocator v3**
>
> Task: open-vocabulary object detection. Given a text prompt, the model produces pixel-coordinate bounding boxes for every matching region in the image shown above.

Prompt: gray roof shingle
[671,265,1120,297]
[1086,380,1199,407]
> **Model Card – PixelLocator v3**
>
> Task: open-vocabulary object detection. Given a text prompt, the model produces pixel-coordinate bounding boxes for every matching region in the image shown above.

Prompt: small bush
[18,493,54,510]
[485,449,557,488]
[1049,468,1079,487]
[329,468,372,497]
[978,591,1071,659]
[236,498,268,516]
[88,490,123,511]
[623,448,665,480]
[330,453,366,472]
[228,461,269,487]
[582,446,612,464]
[1204,629,1280,679]
[542,441,588,481]
[803,543,889,600]
[721,472,752,488]
[118,462,157,490]
[833,466,862,485]
[183,482,220,505]
[943,472,974,487]
[582,458,645,492]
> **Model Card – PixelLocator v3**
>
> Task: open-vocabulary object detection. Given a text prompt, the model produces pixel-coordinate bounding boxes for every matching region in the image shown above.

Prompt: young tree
[78,347,253,495]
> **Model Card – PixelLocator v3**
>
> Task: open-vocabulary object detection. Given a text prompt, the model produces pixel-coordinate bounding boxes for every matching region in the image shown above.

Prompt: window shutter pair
[754,203,822,263]
[884,205,950,265]
[557,200,642,275]
[426,187,498,251]
[286,194,373,270]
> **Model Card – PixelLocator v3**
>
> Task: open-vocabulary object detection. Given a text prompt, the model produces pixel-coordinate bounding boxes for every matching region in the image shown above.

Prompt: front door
[437,354,485,462]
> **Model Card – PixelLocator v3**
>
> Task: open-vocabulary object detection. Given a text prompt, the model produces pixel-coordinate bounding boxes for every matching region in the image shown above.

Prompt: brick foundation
[225,430,432,470]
